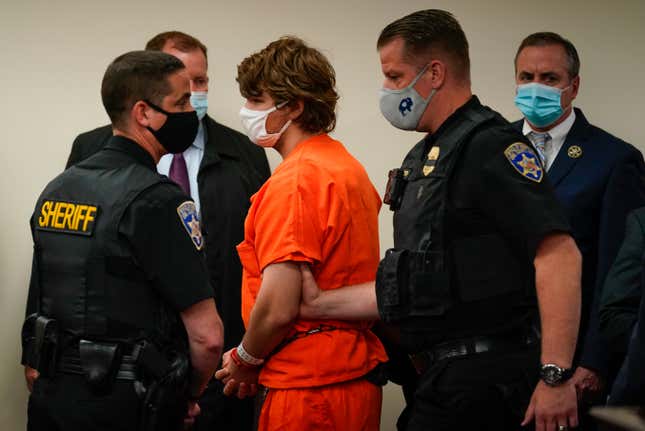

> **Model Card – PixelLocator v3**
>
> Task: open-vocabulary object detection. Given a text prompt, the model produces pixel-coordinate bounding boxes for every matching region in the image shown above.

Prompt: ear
[132,101,153,128]
[286,99,305,121]
[428,59,446,89]
[570,75,580,100]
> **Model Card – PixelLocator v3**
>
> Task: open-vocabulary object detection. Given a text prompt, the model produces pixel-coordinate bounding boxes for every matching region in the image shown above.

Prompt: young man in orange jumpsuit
[215,37,387,430]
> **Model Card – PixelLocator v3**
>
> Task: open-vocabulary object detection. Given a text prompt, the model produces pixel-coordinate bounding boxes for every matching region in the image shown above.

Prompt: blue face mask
[515,83,571,128]
[190,91,208,121]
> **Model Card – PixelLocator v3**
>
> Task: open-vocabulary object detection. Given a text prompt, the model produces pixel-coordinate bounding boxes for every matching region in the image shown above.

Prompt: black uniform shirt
[444,97,570,257]
[26,137,213,316]
[395,97,571,341]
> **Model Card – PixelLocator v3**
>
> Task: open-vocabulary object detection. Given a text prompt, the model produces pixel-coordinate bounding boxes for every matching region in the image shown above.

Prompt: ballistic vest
[32,145,183,347]
[378,102,536,352]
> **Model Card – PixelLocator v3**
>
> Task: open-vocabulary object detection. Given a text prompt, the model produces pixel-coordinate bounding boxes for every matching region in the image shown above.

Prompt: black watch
[539,363,574,386]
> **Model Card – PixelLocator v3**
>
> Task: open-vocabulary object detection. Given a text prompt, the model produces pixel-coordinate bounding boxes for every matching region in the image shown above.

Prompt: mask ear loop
[271,100,292,134]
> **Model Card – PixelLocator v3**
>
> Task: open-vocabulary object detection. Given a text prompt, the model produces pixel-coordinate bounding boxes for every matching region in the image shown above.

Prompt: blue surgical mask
[379,65,436,131]
[190,91,208,121]
[515,83,569,128]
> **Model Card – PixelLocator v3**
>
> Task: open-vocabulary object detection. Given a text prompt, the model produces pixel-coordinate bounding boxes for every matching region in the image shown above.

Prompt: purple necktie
[169,153,191,196]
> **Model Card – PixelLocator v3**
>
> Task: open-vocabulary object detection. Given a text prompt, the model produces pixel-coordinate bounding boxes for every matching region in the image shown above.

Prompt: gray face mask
[379,64,436,131]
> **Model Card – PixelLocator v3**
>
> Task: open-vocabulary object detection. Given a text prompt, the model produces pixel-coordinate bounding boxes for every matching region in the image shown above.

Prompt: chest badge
[567,145,582,159]
[504,142,543,183]
[177,201,204,250]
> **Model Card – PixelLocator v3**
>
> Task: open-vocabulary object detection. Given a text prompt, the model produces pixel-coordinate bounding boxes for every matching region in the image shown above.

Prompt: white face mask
[239,102,291,148]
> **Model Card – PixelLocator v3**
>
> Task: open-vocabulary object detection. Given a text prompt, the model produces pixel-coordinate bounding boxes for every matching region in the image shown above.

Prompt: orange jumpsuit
[237,134,387,430]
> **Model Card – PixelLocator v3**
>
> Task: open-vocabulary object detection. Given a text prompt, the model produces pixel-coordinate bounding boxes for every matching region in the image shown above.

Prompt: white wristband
[237,342,263,366]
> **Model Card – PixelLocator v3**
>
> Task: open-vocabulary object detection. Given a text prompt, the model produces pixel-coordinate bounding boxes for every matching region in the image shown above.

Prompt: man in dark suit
[513,32,645,413]
[599,206,645,406]
[65,31,271,430]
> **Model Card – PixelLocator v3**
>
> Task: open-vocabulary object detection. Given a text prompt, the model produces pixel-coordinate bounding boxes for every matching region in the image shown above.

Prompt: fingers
[521,397,535,426]
[214,367,230,381]
[237,382,250,399]
[567,402,578,428]
[299,263,313,278]
[223,379,238,397]
[249,383,259,397]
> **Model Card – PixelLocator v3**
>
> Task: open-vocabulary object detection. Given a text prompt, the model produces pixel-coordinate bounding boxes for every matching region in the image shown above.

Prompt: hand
[214,349,260,399]
[522,380,578,431]
[299,264,322,319]
[183,400,201,430]
[570,366,604,405]
[24,366,39,392]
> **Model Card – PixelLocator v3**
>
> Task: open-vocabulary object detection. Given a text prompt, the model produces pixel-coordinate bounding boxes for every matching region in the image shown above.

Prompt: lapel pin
[567,145,582,159]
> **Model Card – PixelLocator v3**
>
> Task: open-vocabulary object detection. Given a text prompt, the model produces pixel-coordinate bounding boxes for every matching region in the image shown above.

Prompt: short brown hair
[145,31,208,62]
[377,9,470,81]
[236,36,339,134]
[515,32,580,78]
[101,50,185,129]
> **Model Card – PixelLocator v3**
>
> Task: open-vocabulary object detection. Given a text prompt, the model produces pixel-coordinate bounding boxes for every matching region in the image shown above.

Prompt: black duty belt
[409,328,539,375]
[59,349,138,381]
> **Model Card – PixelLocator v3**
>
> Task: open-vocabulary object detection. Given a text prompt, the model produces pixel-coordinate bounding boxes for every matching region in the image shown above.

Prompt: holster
[375,248,452,324]
[79,339,122,393]
[21,314,59,377]
[136,342,191,431]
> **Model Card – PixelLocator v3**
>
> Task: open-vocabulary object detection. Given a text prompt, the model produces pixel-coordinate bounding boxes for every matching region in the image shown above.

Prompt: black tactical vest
[32,149,182,348]
[377,102,536,352]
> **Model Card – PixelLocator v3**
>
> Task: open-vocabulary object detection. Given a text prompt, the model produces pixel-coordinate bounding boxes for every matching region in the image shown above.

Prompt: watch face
[541,364,564,385]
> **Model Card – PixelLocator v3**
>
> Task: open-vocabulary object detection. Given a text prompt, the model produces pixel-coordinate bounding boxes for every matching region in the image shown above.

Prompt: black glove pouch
[79,339,121,393]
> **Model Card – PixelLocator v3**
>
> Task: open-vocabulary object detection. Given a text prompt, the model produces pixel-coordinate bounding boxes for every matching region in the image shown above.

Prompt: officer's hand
[299,264,322,319]
[570,366,604,405]
[183,400,201,429]
[24,366,39,392]
[522,380,578,431]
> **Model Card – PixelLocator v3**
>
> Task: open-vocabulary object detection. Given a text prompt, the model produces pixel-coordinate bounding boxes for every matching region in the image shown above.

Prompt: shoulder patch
[177,201,203,250]
[503,142,543,183]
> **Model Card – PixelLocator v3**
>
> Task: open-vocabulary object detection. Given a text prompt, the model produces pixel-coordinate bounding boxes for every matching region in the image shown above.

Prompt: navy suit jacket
[514,108,645,377]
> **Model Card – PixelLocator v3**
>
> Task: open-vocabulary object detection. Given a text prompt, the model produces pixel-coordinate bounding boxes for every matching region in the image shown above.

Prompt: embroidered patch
[35,200,99,236]
[504,142,543,183]
[177,201,203,250]
[567,145,582,159]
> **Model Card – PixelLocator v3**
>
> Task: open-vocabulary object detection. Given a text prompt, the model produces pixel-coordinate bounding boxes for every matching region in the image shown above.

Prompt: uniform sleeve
[473,132,570,257]
[119,183,213,311]
[599,210,645,356]
[253,161,331,270]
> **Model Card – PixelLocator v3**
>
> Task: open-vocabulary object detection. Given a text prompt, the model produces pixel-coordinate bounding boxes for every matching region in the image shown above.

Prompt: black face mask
[144,100,199,154]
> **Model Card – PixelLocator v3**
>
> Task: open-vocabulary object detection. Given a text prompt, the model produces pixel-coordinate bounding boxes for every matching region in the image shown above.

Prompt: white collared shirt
[522,109,576,171]
[157,121,206,213]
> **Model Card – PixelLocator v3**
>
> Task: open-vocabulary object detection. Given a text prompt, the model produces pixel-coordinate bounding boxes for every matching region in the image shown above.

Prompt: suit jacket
[599,207,645,357]
[602,207,645,404]
[66,116,270,429]
[514,108,645,378]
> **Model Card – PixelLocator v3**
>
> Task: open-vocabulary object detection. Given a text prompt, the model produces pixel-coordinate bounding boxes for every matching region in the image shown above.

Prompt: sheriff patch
[504,142,543,183]
[177,201,203,250]
[36,200,98,236]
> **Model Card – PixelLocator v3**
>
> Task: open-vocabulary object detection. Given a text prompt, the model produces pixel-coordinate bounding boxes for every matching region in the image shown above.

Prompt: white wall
[1,0,643,429]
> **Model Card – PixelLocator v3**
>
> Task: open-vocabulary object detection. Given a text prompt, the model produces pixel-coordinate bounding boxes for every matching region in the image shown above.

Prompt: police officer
[299,10,582,431]
[22,50,223,430]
